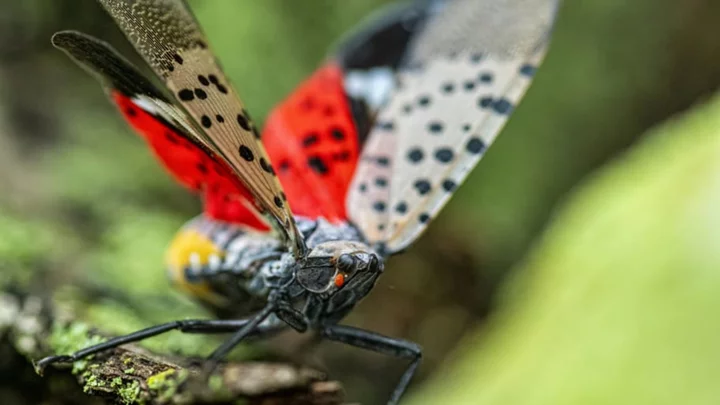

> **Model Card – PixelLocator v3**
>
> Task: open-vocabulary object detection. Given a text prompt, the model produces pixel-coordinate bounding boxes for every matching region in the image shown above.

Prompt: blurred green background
[1,0,720,404]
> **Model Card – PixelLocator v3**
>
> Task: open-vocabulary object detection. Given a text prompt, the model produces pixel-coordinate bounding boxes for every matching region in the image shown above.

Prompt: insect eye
[336,254,355,272]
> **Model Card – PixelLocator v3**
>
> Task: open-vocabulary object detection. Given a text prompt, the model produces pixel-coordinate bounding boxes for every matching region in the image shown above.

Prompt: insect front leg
[321,324,422,405]
[35,318,254,375]
[275,302,310,333]
[202,289,310,373]
[205,302,277,371]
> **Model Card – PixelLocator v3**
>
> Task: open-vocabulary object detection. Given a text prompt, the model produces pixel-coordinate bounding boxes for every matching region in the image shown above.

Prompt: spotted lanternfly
[36,0,558,403]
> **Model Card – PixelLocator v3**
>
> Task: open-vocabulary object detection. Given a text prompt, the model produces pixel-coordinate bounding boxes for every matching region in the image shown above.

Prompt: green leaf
[408,94,720,405]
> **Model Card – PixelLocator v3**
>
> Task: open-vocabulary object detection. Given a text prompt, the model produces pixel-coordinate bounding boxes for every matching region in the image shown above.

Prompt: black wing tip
[51,30,113,57]
[50,29,169,101]
[51,30,88,49]
[334,0,431,70]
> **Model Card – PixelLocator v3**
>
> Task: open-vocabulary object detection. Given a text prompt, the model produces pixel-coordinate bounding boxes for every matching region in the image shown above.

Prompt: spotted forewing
[347,0,558,254]
[52,30,275,231]
[97,0,305,254]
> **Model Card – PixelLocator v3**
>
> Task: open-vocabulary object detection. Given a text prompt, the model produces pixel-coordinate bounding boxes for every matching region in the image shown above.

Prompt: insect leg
[35,318,251,374]
[206,302,277,367]
[275,302,309,332]
[322,325,422,405]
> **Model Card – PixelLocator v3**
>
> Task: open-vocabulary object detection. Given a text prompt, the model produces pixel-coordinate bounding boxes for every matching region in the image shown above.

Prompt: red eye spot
[334,273,345,288]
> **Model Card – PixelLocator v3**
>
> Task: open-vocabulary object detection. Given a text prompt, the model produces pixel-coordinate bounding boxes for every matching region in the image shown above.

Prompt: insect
[36,0,558,403]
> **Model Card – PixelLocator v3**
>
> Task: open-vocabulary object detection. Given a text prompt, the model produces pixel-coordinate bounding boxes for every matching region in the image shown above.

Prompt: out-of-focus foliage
[0,213,57,287]
[408,90,720,405]
[0,0,719,404]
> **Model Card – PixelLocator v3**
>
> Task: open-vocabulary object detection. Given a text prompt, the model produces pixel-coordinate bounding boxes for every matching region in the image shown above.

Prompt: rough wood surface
[0,291,344,405]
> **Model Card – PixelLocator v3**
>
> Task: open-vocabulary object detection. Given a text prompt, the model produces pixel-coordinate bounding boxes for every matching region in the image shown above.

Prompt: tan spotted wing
[97,0,304,254]
[347,0,559,254]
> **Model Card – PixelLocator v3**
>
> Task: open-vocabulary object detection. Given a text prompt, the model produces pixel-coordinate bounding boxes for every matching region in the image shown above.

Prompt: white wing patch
[344,67,396,112]
[345,116,397,244]
[347,0,557,255]
[383,49,547,253]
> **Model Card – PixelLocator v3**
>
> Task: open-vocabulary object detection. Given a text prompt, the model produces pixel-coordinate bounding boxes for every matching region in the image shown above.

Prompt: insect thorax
[174,215,370,318]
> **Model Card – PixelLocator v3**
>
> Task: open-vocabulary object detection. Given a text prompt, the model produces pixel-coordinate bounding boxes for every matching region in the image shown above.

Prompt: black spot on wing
[331,127,345,141]
[478,96,493,109]
[470,53,484,63]
[466,138,486,154]
[407,148,424,164]
[520,64,537,76]
[178,89,194,101]
[333,150,351,161]
[427,121,444,134]
[165,132,179,144]
[303,133,319,147]
[442,179,457,192]
[238,145,254,162]
[260,158,274,174]
[417,95,431,107]
[373,201,386,213]
[493,98,514,114]
[378,121,395,131]
[307,156,329,175]
[236,113,251,131]
[194,88,207,100]
[434,148,454,164]
[413,179,431,195]
[479,72,493,83]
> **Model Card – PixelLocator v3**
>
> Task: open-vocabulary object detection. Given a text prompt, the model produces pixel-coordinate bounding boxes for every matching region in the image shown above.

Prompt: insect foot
[34,354,74,375]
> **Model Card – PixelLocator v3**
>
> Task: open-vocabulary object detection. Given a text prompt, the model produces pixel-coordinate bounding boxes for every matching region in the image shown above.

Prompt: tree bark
[0,290,343,405]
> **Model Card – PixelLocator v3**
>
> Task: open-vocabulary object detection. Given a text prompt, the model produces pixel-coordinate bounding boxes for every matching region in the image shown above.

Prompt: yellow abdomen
[165,226,228,307]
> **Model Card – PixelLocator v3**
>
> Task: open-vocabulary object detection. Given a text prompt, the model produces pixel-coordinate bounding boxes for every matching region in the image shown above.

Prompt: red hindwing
[113,61,361,227]
[263,62,360,222]
[112,91,269,231]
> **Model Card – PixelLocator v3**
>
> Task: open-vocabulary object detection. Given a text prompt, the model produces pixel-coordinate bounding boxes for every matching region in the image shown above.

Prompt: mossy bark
[0,289,342,404]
